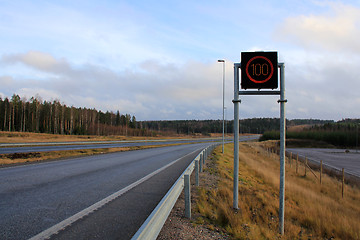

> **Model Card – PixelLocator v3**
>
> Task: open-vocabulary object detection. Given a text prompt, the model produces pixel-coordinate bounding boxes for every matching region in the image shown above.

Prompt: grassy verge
[0,144,180,166]
[0,131,216,144]
[196,142,360,239]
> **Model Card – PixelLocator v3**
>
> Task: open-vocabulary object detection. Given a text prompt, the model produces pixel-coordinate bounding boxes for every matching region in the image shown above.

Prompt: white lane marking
[29,148,201,240]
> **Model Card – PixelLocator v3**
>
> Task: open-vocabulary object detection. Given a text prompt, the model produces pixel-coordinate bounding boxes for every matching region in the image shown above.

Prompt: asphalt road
[0,139,219,154]
[287,148,360,177]
[0,142,212,240]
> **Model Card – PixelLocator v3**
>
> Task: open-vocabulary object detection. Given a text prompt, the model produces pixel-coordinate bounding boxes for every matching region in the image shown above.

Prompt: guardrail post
[195,160,199,186]
[200,154,203,172]
[184,174,191,218]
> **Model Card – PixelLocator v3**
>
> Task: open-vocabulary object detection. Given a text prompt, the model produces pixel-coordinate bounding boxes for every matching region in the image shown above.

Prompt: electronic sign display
[241,52,278,89]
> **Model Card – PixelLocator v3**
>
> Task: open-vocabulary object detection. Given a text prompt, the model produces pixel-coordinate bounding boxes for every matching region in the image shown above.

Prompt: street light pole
[218,59,225,154]
[224,107,227,136]
[356,124,359,153]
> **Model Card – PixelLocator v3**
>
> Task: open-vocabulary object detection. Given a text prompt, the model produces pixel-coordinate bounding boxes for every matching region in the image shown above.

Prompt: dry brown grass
[0,131,213,144]
[0,144,179,166]
[287,124,313,132]
[196,142,360,239]
[0,131,127,143]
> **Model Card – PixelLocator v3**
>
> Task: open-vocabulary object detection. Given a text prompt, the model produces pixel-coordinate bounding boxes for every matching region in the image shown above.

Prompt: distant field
[287,124,313,132]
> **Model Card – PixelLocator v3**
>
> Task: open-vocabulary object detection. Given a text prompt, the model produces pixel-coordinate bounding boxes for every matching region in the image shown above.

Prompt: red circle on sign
[245,56,274,83]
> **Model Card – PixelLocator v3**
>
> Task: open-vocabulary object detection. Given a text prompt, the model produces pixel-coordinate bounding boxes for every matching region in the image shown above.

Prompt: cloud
[276,2,360,53]
[2,44,360,121]
[0,75,15,87]
[16,88,61,102]
[0,51,233,120]
[2,51,70,74]
[271,2,360,120]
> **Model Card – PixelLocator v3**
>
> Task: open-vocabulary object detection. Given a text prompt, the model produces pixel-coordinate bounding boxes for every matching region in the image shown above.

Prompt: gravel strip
[157,154,230,240]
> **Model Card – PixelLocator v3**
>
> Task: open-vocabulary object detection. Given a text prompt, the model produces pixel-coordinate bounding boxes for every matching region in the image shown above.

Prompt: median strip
[0,143,194,166]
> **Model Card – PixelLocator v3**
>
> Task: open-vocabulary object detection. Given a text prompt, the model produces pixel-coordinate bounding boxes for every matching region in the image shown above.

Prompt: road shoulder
[157,150,230,240]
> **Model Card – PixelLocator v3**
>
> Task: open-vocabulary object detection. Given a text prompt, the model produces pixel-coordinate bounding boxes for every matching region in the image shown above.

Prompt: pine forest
[0,94,151,136]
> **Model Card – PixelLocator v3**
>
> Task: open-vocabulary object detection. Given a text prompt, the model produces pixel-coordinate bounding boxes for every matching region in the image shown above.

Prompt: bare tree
[70,107,74,134]
[4,101,7,130]
[22,99,26,132]
[61,105,65,134]
[9,102,12,131]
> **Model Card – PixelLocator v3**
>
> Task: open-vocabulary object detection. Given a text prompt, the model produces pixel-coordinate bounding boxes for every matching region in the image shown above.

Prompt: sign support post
[232,63,241,210]
[233,52,286,234]
[278,63,286,235]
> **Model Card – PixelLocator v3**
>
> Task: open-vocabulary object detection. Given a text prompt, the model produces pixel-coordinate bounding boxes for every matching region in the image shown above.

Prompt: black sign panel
[241,52,278,89]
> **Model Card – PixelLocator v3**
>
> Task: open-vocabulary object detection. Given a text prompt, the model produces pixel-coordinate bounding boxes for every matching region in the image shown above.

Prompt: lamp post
[224,107,227,136]
[356,124,359,153]
[218,59,225,154]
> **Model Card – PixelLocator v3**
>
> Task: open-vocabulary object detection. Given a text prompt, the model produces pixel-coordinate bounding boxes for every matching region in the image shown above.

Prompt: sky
[1,0,360,121]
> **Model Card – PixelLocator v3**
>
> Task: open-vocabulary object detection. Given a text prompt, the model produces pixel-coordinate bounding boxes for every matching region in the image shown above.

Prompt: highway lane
[0,138,220,154]
[287,148,360,177]
[0,143,212,240]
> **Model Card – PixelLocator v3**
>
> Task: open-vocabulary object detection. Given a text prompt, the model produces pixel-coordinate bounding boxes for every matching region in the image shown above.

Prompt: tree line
[0,94,155,136]
[260,120,360,148]
[1,94,338,138]
[141,118,334,135]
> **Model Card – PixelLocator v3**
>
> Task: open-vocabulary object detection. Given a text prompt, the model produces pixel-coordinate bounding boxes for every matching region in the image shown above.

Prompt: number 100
[250,63,269,76]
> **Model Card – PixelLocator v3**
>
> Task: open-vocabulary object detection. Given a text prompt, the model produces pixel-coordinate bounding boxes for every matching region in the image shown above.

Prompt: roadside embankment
[160,142,360,239]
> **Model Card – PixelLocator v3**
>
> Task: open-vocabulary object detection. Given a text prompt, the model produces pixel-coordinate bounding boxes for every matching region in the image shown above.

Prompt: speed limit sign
[241,52,278,89]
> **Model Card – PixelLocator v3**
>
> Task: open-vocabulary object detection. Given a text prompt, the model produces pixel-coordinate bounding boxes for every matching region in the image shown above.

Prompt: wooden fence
[265,147,360,198]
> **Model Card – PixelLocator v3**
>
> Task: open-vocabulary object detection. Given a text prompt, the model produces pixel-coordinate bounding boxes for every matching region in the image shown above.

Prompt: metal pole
[225,107,227,137]
[222,61,225,154]
[278,63,286,235]
[203,150,205,165]
[356,124,358,153]
[233,63,240,210]
[218,60,225,154]
[184,174,191,218]
[195,160,199,186]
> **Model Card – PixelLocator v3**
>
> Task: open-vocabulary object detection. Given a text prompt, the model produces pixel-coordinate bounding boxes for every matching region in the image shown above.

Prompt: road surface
[0,135,258,239]
[0,143,212,240]
[287,148,360,177]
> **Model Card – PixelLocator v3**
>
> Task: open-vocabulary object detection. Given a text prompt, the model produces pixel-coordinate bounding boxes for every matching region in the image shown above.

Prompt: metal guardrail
[131,144,217,240]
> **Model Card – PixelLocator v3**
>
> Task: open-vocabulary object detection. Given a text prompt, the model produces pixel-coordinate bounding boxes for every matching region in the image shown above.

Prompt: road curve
[0,143,212,240]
